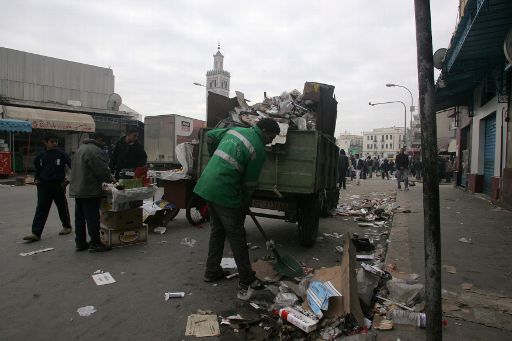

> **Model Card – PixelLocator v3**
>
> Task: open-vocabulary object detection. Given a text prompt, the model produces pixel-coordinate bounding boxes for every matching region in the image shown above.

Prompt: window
[386,144,388,149]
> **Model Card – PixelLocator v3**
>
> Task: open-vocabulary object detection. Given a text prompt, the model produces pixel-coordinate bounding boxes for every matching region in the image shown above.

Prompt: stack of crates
[99,204,148,248]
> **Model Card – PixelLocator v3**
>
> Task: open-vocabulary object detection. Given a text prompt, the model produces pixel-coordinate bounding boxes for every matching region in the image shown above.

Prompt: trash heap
[201,192,424,340]
[217,82,335,138]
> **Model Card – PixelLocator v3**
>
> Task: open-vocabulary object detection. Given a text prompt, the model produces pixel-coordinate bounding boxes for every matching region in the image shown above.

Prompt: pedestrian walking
[381,158,390,180]
[69,133,114,252]
[389,160,395,175]
[395,148,410,190]
[414,158,422,180]
[194,118,280,301]
[337,149,349,190]
[110,126,147,180]
[366,156,373,178]
[23,134,72,242]
[349,155,355,181]
[354,154,363,185]
[373,157,379,177]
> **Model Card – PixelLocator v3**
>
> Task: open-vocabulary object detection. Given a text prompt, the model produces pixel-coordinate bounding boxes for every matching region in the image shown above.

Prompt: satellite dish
[107,93,122,110]
[433,48,447,70]
[504,27,512,64]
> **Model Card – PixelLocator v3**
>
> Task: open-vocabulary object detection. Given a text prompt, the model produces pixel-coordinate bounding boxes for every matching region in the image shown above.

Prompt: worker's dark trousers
[32,181,72,237]
[205,202,256,286]
[74,197,102,245]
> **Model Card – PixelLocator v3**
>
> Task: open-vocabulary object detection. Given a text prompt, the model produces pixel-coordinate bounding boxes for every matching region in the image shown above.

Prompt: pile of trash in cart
[183,192,426,340]
[215,82,337,145]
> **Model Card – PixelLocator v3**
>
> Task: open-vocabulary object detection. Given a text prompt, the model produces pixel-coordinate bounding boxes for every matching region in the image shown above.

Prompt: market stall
[0,119,32,177]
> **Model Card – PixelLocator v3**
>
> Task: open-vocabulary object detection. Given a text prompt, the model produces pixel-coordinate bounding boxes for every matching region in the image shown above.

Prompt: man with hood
[194,118,280,301]
[110,126,147,179]
[70,133,114,252]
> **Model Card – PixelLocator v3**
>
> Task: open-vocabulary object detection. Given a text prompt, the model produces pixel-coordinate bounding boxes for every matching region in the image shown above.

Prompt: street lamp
[386,83,415,147]
[193,82,206,88]
[368,100,407,147]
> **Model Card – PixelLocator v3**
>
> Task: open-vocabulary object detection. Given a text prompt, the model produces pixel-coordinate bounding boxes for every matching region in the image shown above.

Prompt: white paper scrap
[77,306,97,317]
[92,272,116,286]
[221,257,237,269]
[19,247,55,256]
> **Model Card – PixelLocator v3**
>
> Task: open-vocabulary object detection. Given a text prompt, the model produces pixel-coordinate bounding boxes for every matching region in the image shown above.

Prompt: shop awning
[2,106,95,132]
[0,118,32,133]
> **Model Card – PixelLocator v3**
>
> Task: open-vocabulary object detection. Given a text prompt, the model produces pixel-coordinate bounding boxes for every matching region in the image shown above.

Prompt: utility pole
[414,1,442,340]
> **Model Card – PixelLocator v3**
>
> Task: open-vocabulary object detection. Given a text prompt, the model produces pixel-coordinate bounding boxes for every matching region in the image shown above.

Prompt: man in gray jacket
[70,133,113,252]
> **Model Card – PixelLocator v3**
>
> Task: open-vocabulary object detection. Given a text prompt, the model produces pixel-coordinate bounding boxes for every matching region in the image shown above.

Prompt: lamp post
[368,100,407,147]
[386,83,415,147]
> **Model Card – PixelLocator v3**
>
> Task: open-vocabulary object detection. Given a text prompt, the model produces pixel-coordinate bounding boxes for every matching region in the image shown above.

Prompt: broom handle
[247,209,282,260]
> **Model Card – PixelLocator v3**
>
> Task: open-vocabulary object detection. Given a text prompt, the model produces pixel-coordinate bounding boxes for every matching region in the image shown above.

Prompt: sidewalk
[383,183,512,340]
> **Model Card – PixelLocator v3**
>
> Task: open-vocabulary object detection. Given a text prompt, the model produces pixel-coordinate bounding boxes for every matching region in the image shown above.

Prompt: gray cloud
[1,0,459,134]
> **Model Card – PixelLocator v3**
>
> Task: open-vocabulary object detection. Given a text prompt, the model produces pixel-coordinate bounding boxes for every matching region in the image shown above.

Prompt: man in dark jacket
[70,133,114,252]
[23,134,72,242]
[337,149,349,190]
[110,126,147,179]
[395,148,410,190]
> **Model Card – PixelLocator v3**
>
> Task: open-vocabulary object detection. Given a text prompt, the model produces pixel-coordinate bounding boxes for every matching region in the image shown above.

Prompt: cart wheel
[297,196,320,247]
[186,194,209,226]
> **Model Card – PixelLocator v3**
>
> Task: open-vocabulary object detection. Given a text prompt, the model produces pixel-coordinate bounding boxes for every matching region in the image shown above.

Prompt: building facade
[336,132,363,156]
[206,44,230,97]
[362,127,405,159]
[435,0,512,207]
[0,47,138,171]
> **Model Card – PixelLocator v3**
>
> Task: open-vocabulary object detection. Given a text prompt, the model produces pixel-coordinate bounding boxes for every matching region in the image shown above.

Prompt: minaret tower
[206,43,230,97]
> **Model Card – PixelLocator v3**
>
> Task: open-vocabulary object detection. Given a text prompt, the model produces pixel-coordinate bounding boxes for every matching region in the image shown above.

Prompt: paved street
[1,176,511,340]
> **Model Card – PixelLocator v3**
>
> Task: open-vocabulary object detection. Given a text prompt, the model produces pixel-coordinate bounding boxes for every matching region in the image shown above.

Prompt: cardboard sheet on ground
[253,259,281,282]
[309,232,365,325]
[185,314,220,337]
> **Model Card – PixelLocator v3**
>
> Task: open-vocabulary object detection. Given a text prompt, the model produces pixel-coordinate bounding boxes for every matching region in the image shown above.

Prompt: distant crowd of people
[337,148,457,191]
[337,148,425,190]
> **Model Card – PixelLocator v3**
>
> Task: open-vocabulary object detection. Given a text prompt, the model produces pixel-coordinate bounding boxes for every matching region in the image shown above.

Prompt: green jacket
[194,126,267,208]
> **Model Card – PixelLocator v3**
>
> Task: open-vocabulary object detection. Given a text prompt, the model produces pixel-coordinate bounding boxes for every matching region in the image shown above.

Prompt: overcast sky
[2,0,460,135]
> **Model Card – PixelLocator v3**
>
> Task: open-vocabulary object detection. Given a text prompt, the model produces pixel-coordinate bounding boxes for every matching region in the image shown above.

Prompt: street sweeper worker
[193,118,280,300]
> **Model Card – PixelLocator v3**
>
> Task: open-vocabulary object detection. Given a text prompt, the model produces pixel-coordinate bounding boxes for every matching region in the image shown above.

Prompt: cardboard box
[100,225,148,248]
[100,208,143,230]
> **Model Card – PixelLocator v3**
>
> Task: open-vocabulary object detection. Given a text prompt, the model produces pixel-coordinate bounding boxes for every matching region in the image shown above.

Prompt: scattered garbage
[389,309,426,328]
[92,272,116,286]
[164,292,185,300]
[180,237,197,247]
[278,306,318,333]
[461,282,473,290]
[19,247,55,256]
[306,280,342,318]
[154,226,167,234]
[77,306,97,317]
[374,319,393,330]
[225,273,239,279]
[185,313,220,337]
[443,265,457,274]
[458,237,472,244]
[220,257,237,269]
[386,278,424,307]
[275,292,299,308]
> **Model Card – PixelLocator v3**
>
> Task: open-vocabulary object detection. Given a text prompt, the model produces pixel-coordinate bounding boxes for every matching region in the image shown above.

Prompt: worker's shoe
[88,242,112,253]
[203,270,231,282]
[237,279,265,301]
[59,227,72,235]
[76,241,89,251]
[23,234,40,242]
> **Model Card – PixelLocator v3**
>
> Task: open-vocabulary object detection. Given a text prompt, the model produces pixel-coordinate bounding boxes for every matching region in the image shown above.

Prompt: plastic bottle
[390,309,426,328]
